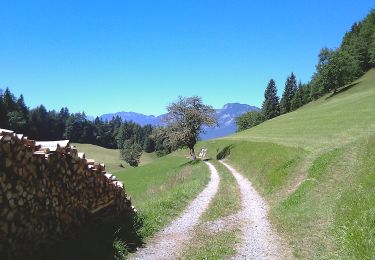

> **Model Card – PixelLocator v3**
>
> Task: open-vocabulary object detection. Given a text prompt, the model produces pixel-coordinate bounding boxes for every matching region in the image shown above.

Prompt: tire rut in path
[132,161,220,260]
[219,160,293,260]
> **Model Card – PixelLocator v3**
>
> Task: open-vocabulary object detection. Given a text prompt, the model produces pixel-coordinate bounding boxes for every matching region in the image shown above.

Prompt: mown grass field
[198,69,375,258]
[226,69,375,152]
[72,143,157,173]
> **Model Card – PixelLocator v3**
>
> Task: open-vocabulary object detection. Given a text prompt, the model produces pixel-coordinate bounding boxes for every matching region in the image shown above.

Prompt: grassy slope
[199,69,375,259]
[114,156,210,239]
[226,69,375,152]
[72,143,157,173]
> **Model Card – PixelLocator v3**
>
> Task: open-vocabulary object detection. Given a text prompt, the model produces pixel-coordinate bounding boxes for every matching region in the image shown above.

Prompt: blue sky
[0,1,374,116]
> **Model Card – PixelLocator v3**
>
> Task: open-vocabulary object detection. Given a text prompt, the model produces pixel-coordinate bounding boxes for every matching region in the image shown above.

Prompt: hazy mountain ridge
[201,103,260,140]
[100,112,162,126]
[98,103,260,140]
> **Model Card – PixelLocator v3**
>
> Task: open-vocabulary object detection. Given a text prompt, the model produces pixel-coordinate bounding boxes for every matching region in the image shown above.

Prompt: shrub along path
[132,161,220,260]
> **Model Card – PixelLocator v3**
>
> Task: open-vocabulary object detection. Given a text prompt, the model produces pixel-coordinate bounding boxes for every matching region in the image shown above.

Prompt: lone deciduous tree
[120,140,142,167]
[164,96,217,160]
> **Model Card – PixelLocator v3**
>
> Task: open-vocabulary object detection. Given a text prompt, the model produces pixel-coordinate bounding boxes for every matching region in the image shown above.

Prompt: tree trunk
[189,147,196,160]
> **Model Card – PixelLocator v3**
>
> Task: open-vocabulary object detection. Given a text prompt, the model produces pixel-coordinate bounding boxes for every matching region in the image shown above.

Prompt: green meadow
[72,69,375,258]
[198,69,375,258]
[72,143,157,172]
[227,69,375,152]
[114,156,210,239]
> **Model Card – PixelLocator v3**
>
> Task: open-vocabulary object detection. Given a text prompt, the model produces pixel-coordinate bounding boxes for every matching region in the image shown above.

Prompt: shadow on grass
[216,144,235,160]
[326,81,360,100]
[22,210,144,260]
[180,159,202,167]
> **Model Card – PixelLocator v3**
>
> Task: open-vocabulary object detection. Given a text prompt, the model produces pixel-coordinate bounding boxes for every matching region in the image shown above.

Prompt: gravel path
[132,161,220,260]
[219,160,293,260]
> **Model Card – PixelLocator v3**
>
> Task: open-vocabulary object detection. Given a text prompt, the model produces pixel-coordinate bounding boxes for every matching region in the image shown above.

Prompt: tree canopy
[0,88,157,155]
[235,111,264,132]
[163,96,217,160]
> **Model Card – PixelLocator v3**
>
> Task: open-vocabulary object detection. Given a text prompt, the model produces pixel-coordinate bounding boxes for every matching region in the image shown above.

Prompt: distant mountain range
[100,112,163,126]
[97,103,260,140]
[201,103,260,140]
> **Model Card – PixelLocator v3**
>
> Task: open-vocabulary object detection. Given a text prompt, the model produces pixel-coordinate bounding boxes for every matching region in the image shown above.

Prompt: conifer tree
[280,73,297,114]
[3,87,16,112]
[16,95,29,124]
[262,79,280,120]
[291,82,304,111]
[0,90,7,127]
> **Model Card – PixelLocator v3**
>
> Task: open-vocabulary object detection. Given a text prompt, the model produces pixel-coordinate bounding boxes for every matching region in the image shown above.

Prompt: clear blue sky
[0,1,374,116]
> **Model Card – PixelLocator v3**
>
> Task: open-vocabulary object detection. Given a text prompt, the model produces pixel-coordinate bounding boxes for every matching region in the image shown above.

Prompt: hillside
[199,69,375,258]
[71,70,375,259]
[226,69,375,152]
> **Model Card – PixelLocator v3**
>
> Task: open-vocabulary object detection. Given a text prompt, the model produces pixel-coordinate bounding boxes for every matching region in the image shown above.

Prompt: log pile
[0,129,135,258]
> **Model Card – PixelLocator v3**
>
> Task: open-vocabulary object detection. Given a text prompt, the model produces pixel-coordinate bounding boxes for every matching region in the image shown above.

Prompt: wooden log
[78,152,85,159]
[0,129,134,257]
[26,140,36,148]
[35,140,70,150]
[0,128,14,135]
[86,159,95,165]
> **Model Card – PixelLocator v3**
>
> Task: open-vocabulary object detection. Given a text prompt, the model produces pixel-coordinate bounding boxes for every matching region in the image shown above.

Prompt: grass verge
[115,156,210,239]
[333,135,375,259]
[201,140,306,202]
[183,229,239,260]
[273,136,375,259]
[201,160,241,221]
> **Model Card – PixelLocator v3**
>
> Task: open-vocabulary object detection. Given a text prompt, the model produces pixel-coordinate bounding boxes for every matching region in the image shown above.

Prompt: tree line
[236,9,375,132]
[0,88,168,166]
[0,87,206,166]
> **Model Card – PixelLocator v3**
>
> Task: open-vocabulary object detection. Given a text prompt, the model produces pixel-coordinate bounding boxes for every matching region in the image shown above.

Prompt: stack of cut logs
[0,128,135,257]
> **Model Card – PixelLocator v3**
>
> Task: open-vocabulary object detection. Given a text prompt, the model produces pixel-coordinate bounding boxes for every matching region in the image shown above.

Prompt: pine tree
[0,89,7,127]
[29,105,49,140]
[262,79,280,120]
[301,83,312,105]
[16,94,29,125]
[291,88,303,111]
[280,73,297,114]
[3,88,16,113]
